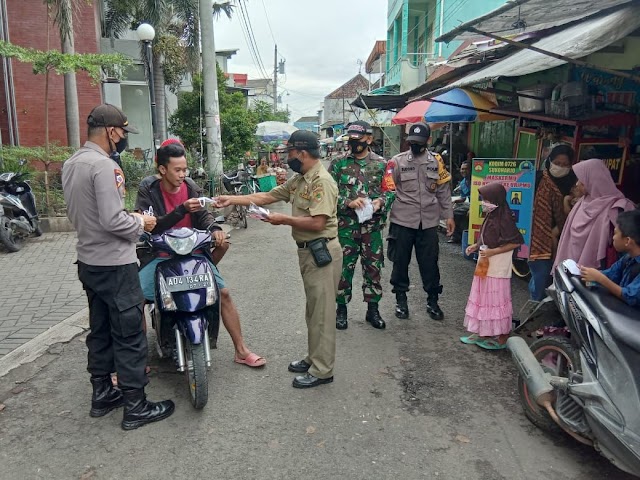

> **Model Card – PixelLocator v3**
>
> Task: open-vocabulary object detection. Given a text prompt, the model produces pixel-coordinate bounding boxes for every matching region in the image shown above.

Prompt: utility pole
[199,0,224,192]
[273,44,278,115]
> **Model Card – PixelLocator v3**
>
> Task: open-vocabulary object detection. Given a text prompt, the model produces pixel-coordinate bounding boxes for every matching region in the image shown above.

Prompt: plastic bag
[355,198,374,223]
[248,203,270,220]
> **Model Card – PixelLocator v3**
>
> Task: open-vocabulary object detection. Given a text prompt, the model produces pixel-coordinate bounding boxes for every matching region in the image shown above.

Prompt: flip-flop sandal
[460,334,481,345]
[234,352,266,368]
[476,338,508,350]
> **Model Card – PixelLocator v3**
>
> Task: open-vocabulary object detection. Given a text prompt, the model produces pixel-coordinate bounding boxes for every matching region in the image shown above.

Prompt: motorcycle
[139,223,224,409]
[0,171,42,252]
[507,260,640,476]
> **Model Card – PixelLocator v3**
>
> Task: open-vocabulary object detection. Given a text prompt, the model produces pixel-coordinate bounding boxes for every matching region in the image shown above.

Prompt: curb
[0,308,89,378]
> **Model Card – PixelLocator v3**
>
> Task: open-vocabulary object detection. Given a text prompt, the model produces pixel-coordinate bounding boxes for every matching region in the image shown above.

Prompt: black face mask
[348,139,368,155]
[287,157,303,174]
[410,143,426,155]
[107,127,128,156]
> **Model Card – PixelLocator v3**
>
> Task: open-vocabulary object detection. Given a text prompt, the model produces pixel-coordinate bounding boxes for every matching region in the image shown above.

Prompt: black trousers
[389,223,442,296]
[77,262,148,390]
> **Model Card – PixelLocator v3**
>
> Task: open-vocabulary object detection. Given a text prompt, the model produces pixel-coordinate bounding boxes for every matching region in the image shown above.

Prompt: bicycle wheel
[236,205,248,229]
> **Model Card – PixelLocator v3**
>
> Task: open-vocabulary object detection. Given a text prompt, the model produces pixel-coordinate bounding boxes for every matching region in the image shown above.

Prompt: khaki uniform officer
[216,130,342,389]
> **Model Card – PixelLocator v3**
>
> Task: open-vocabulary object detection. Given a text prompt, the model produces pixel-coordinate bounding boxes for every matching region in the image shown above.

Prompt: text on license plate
[166,274,211,292]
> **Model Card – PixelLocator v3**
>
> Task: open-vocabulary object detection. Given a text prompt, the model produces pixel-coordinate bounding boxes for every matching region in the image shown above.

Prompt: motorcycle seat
[571,277,640,353]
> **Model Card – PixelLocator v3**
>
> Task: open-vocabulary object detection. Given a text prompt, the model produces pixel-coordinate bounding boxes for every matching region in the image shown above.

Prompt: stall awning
[351,92,409,110]
[437,0,637,43]
[421,3,640,99]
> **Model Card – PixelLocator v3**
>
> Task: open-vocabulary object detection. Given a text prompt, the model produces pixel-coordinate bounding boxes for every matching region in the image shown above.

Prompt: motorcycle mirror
[214,215,225,224]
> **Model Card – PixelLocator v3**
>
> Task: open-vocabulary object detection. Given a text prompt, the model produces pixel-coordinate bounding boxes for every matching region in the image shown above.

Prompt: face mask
[107,127,128,154]
[410,143,426,155]
[348,139,368,154]
[287,157,303,174]
[481,200,498,214]
[549,163,571,178]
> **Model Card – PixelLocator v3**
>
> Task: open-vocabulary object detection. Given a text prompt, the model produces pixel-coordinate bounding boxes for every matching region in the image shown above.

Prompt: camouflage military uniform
[329,151,395,305]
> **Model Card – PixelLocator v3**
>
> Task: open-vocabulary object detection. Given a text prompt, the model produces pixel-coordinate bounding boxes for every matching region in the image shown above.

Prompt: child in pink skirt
[461,182,524,350]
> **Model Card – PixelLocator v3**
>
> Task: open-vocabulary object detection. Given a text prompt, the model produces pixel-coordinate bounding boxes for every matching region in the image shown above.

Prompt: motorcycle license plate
[165,274,211,292]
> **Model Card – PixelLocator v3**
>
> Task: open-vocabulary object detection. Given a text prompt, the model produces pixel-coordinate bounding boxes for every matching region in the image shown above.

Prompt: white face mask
[549,162,571,178]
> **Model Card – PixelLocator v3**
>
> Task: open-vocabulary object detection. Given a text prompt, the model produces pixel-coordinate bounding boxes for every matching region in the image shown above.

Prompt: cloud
[213,0,387,120]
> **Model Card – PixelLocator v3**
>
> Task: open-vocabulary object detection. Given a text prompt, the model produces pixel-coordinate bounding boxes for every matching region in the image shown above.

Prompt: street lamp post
[136,23,158,153]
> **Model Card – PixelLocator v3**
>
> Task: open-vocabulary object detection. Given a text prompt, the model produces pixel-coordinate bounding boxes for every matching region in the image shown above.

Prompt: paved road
[0,233,85,357]
[0,200,632,480]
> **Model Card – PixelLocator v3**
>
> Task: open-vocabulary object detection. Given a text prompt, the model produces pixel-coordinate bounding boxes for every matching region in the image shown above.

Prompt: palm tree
[103,0,234,141]
[46,0,81,148]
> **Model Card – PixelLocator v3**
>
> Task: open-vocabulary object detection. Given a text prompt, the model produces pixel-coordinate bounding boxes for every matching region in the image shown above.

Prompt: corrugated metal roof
[437,0,637,43]
[424,3,640,98]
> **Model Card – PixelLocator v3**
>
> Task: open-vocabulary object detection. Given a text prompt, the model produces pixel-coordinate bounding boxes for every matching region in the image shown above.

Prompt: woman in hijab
[554,158,636,270]
[461,182,524,350]
[528,145,577,301]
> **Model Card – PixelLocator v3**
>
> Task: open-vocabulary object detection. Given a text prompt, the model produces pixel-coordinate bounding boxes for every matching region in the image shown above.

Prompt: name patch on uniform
[401,166,415,172]
[114,169,125,188]
[426,165,438,172]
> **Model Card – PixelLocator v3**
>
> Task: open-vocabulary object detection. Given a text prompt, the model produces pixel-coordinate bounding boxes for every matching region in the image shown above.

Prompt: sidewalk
[0,233,85,357]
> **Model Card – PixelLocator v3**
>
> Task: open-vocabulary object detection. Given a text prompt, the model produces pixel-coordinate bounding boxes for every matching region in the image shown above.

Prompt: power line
[236,0,270,79]
[260,0,277,44]
[239,0,270,79]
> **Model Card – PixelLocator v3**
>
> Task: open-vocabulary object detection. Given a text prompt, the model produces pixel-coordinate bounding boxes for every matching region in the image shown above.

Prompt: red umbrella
[392,100,432,125]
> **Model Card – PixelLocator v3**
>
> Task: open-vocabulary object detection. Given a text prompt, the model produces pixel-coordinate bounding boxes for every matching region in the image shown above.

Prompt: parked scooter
[0,171,41,252]
[139,222,224,409]
[507,260,640,476]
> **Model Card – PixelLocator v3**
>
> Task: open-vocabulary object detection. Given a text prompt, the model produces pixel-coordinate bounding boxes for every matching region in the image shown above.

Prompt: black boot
[395,292,409,319]
[336,304,348,330]
[426,295,444,321]
[89,375,123,418]
[365,302,386,329]
[121,388,175,431]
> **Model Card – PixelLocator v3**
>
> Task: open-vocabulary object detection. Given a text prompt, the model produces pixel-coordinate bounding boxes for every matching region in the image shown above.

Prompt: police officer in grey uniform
[62,104,174,430]
[387,122,455,320]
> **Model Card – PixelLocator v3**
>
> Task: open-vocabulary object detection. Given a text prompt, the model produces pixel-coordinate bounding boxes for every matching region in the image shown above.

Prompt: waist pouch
[307,238,332,267]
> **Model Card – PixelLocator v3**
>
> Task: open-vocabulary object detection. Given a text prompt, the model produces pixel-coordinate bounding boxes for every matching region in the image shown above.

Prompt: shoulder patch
[114,169,125,188]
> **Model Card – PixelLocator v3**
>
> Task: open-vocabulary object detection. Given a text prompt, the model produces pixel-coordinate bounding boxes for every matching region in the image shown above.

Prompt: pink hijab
[554,159,636,269]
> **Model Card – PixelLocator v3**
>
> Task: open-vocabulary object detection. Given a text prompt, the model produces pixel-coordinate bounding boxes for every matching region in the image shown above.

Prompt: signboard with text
[577,142,627,185]
[469,159,536,260]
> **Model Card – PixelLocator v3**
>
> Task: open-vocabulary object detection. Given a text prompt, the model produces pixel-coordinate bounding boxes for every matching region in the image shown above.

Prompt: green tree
[46,0,82,148]
[0,41,130,213]
[103,1,235,141]
[250,99,290,124]
[169,64,256,169]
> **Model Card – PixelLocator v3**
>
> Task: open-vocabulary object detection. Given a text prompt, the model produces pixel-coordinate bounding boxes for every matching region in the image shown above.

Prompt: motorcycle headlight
[206,272,217,306]
[165,231,198,255]
[158,275,177,311]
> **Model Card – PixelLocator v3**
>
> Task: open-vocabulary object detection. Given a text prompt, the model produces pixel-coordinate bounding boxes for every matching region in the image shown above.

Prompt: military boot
[89,375,123,418]
[336,304,348,330]
[426,294,444,321]
[121,388,175,431]
[395,292,409,319]
[365,302,386,329]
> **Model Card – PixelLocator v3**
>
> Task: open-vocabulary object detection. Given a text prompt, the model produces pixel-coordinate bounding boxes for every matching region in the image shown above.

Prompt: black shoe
[427,299,444,321]
[89,375,123,418]
[336,304,348,330]
[121,388,175,431]
[288,359,311,373]
[292,373,334,389]
[365,302,386,329]
[395,292,409,319]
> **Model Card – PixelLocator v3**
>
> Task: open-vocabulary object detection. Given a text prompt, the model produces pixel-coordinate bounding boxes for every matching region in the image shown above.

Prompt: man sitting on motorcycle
[135,142,266,367]
[581,209,640,307]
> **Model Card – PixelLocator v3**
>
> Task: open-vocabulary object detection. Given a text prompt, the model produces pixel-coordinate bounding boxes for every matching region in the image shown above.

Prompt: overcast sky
[214,0,388,122]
